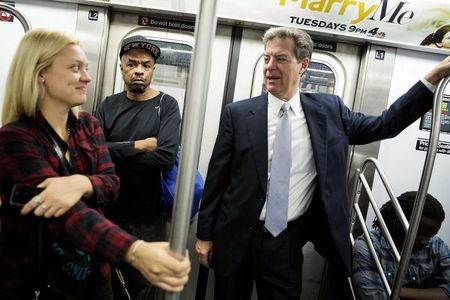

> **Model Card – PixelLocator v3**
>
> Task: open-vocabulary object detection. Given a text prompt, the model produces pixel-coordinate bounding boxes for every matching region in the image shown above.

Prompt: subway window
[300,61,336,94]
[147,39,193,111]
[149,39,192,91]
[115,35,194,114]
[252,52,343,98]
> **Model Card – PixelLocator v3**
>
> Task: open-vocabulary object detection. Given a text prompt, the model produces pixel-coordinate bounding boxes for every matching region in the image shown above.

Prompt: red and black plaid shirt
[0,111,136,295]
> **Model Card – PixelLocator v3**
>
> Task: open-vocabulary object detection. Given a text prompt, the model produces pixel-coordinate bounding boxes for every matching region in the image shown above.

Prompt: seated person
[352,191,450,300]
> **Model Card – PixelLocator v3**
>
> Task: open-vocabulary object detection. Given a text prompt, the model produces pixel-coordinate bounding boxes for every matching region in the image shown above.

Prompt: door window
[300,61,336,94]
[114,32,193,115]
[251,52,344,98]
[147,39,192,114]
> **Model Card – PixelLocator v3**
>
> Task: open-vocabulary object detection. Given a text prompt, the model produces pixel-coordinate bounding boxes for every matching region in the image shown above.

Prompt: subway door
[99,12,195,113]
[232,27,361,299]
[99,11,234,299]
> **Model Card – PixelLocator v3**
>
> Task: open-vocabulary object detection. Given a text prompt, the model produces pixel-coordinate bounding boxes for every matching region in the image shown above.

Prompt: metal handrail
[353,202,391,295]
[350,75,450,300]
[349,158,408,297]
[350,157,408,235]
[358,169,401,262]
[390,75,450,299]
[0,2,32,32]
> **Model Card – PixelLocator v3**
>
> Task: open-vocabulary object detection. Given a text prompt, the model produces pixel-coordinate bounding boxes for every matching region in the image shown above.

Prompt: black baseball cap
[119,35,161,61]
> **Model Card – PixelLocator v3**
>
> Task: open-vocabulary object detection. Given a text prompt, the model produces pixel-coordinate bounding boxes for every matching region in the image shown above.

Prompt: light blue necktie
[266,102,291,237]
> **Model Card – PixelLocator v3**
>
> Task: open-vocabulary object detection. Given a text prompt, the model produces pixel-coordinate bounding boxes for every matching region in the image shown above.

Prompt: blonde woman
[0,29,190,300]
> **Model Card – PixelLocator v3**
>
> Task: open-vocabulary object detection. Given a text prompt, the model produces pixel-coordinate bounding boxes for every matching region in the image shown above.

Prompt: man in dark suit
[195,26,450,300]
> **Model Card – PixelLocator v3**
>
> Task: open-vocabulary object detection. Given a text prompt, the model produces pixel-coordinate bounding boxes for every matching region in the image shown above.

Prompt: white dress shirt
[260,90,317,222]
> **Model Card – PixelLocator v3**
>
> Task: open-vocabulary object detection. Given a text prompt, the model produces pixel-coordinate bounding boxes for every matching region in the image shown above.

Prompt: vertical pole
[390,75,450,300]
[165,0,218,299]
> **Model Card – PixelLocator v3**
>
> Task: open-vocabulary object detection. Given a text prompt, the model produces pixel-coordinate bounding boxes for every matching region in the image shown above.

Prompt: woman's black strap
[37,122,74,175]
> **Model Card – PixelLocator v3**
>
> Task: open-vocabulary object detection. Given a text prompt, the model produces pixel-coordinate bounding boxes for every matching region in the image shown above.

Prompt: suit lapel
[300,93,328,184]
[247,95,268,194]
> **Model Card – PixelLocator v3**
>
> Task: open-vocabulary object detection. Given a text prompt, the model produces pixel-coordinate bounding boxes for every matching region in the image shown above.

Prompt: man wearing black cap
[95,35,181,300]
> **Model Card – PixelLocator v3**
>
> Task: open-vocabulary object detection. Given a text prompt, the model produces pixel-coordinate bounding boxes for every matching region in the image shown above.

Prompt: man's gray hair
[262,27,313,61]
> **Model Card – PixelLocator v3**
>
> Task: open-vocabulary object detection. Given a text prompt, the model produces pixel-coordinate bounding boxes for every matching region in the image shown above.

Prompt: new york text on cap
[119,35,161,61]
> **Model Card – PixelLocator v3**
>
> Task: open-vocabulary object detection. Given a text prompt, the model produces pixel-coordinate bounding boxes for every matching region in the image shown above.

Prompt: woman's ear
[38,74,45,84]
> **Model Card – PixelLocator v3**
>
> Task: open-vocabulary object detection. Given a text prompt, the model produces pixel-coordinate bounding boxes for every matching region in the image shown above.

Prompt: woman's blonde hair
[1,28,79,125]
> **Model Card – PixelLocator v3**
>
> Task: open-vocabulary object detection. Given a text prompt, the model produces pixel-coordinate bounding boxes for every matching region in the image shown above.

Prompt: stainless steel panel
[75,5,109,113]
[347,45,396,219]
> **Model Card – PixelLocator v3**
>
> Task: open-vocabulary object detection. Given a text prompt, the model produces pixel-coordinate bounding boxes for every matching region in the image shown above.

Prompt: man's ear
[300,57,310,74]
[120,64,123,71]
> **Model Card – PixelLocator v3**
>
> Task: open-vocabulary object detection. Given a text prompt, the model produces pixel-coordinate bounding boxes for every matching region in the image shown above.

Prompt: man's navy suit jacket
[197,81,433,276]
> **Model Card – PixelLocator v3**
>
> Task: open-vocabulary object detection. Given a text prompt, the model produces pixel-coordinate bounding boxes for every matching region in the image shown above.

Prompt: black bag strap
[37,122,74,175]
[35,220,45,300]
[34,120,75,298]
[158,92,166,126]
